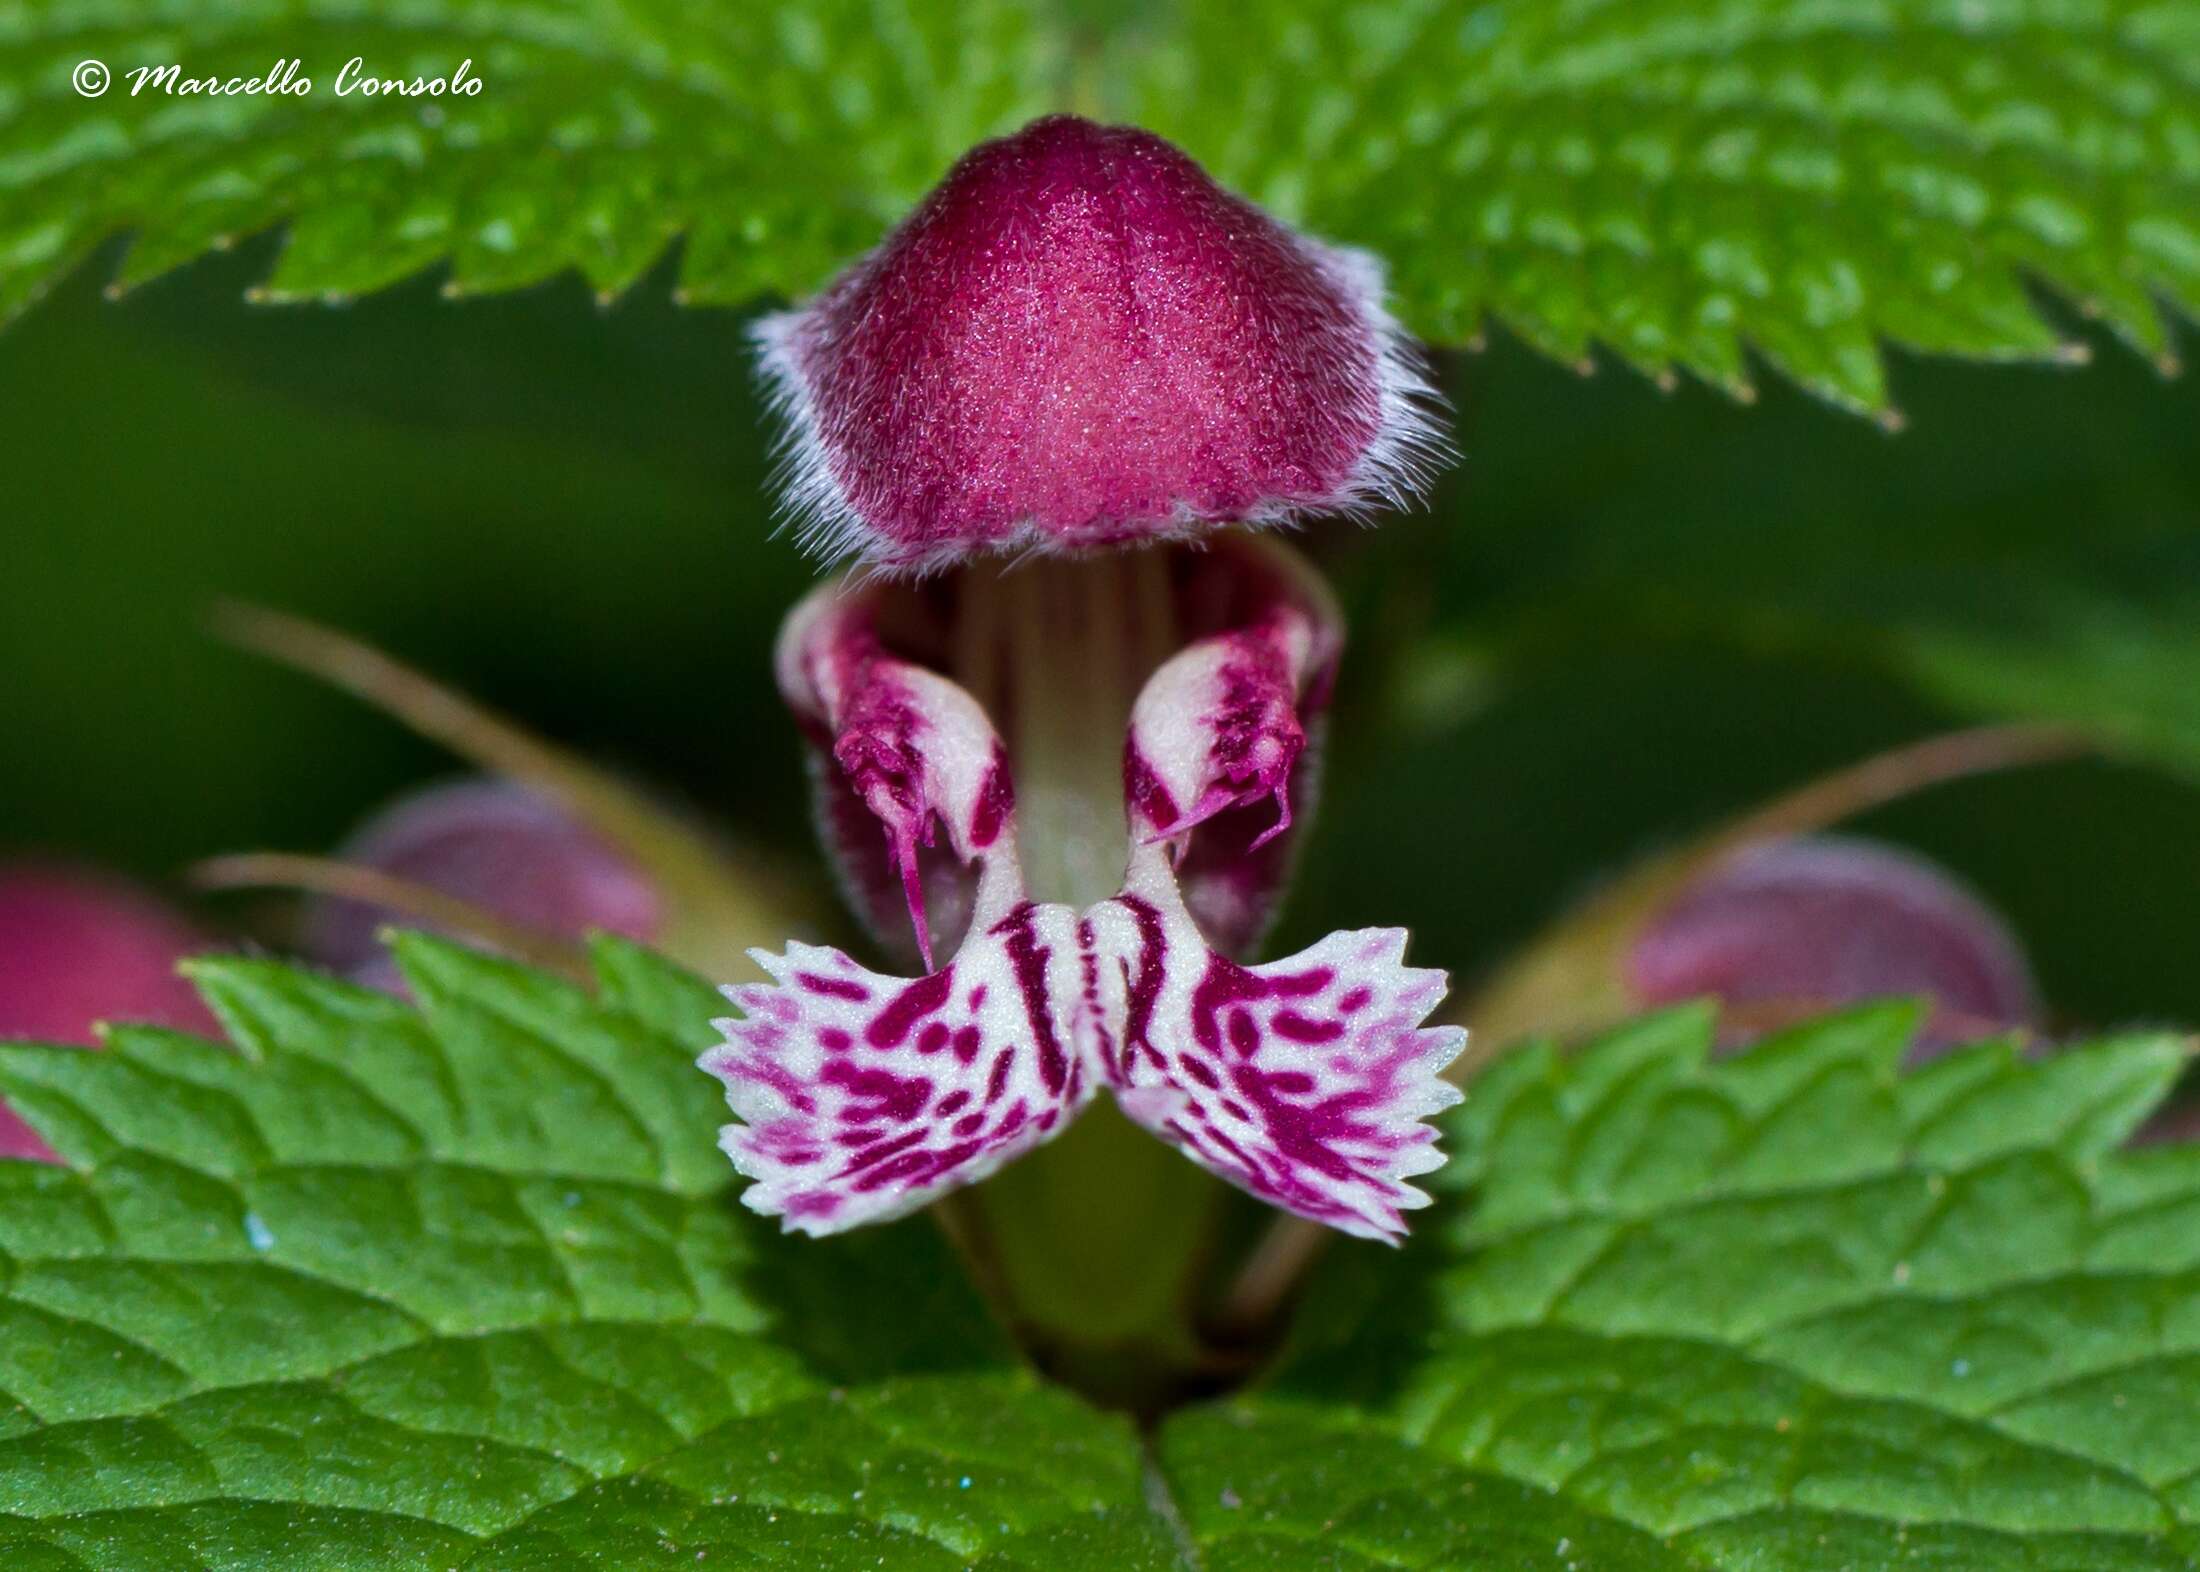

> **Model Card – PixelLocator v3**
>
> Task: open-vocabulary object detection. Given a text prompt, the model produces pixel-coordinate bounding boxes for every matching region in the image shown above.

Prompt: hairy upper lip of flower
[701,114,1465,1245]
[752,113,1449,575]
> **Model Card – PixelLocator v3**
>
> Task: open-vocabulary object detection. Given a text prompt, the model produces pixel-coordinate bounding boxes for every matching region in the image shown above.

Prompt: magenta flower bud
[0,862,220,1162]
[756,114,1443,572]
[305,779,662,991]
[1627,836,2041,1057]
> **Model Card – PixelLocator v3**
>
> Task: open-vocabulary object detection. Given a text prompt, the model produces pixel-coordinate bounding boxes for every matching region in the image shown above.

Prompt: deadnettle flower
[701,116,1463,1243]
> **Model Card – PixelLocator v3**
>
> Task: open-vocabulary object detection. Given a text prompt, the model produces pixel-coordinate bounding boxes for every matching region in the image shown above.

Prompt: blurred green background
[5,238,2198,1031]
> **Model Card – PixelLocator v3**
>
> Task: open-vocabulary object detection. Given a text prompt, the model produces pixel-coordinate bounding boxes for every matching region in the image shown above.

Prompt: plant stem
[189,852,592,981]
[1213,1214,1332,1338]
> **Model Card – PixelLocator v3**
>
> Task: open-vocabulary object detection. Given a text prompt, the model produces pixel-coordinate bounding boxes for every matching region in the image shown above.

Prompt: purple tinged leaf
[755,115,1445,573]
[1628,835,2041,1056]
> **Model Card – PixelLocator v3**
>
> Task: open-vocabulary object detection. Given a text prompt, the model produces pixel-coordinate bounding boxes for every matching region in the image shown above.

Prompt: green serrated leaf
[3,1,2194,414]
[1156,1406,1694,1571]
[0,936,1160,1568]
[5,937,2197,1567]
[1163,1008,2200,1570]
[0,0,1054,318]
[1129,0,2200,413]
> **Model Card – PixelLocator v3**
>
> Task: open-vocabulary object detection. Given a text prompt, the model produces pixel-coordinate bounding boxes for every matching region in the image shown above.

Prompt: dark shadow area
[740,1206,1020,1383]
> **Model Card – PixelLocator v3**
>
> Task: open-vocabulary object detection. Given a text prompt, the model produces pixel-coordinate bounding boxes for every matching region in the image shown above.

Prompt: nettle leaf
[3,0,2195,415]
[1156,1005,2200,1571]
[0,0,1050,317]
[0,934,1164,1568]
[1131,0,2200,414]
[4,941,2198,1567]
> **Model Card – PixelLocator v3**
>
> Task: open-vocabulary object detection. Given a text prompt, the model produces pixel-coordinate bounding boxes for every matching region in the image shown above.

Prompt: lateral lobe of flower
[1089,848,1464,1242]
[1119,538,1342,960]
[703,846,1464,1238]
[777,584,1018,970]
[1126,539,1340,852]
[702,909,1095,1232]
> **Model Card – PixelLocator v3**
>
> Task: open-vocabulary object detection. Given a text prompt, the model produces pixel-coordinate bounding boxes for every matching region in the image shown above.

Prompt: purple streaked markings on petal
[807,738,975,972]
[1178,1054,1220,1090]
[1077,924,1122,1083]
[969,749,1014,849]
[1128,614,1322,849]
[1123,751,1183,845]
[866,969,956,1048]
[712,557,1464,1238]
[1086,849,1466,1242]
[727,1056,815,1117]
[998,903,1071,1097]
[821,1059,933,1124]
[702,907,1095,1234]
[1273,1009,1345,1043]
[1112,891,1172,1076]
[782,536,1346,982]
[1126,539,1345,960]
[707,878,1466,1237]
[798,972,871,1001]
[785,1189,842,1222]
[839,1126,930,1174]
[777,579,1023,972]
